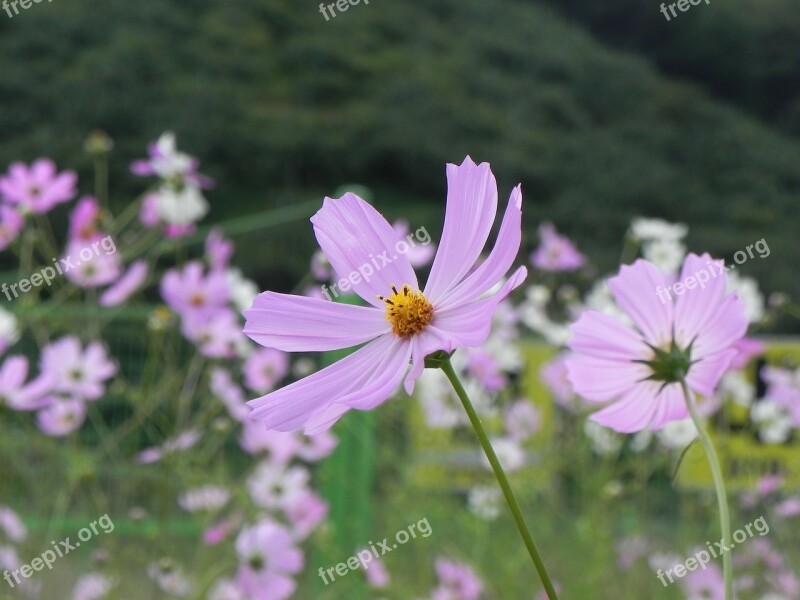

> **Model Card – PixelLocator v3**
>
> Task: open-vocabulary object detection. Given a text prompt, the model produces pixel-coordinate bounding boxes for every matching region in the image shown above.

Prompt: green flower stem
[440,356,559,600]
[680,378,733,600]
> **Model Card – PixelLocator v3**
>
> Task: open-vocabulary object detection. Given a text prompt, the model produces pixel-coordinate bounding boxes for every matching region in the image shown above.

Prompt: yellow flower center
[379,284,433,337]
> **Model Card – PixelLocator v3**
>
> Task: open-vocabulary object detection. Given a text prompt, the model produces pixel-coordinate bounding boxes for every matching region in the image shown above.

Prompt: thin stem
[680,378,733,600]
[440,357,559,600]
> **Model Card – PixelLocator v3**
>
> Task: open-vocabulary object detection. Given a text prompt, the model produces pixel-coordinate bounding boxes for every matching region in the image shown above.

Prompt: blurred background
[1,1,799,599]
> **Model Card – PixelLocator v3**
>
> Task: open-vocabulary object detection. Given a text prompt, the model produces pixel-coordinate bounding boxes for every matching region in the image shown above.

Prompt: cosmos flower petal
[437,185,522,310]
[608,260,673,345]
[567,310,646,361]
[403,327,460,395]
[590,381,660,433]
[312,193,418,307]
[247,335,410,432]
[424,157,498,303]
[431,266,527,348]
[304,403,352,435]
[686,349,738,397]
[648,384,688,430]
[674,253,727,343]
[244,291,389,352]
[691,294,749,359]
[565,354,648,403]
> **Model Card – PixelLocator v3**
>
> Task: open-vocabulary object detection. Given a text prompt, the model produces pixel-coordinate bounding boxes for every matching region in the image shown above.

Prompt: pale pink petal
[248,335,411,432]
[608,260,673,346]
[686,349,738,397]
[590,381,661,433]
[437,185,522,310]
[690,295,749,360]
[424,157,498,303]
[565,354,649,403]
[430,266,526,348]
[243,291,389,352]
[311,193,418,307]
[648,384,689,430]
[567,310,647,361]
[674,254,727,344]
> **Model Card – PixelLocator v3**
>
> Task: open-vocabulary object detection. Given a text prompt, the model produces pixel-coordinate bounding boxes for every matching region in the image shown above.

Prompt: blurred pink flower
[68,197,102,242]
[776,496,800,517]
[729,337,765,369]
[0,506,27,542]
[235,520,303,600]
[683,562,725,600]
[161,262,229,319]
[566,254,748,432]
[137,429,201,464]
[206,228,234,272]
[393,219,436,267]
[244,157,526,433]
[530,222,585,272]
[243,348,289,394]
[183,309,245,359]
[504,399,541,441]
[40,337,116,401]
[0,355,52,411]
[433,557,483,600]
[540,353,578,411]
[211,367,250,422]
[63,238,122,289]
[0,205,23,251]
[466,349,506,391]
[99,260,149,306]
[363,553,390,588]
[0,159,77,214]
[284,490,328,540]
[36,398,86,437]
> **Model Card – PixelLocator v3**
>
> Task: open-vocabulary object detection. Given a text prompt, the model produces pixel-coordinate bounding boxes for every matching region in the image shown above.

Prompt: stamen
[380,284,433,337]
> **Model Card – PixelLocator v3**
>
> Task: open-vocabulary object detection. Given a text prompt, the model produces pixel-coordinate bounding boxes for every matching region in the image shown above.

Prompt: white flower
[146,561,193,597]
[155,184,208,226]
[178,486,231,512]
[718,371,755,408]
[225,268,258,312]
[641,239,686,274]
[0,307,19,353]
[584,420,622,455]
[72,573,117,600]
[246,462,309,510]
[656,419,698,450]
[483,437,525,472]
[467,486,502,521]
[208,579,245,600]
[752,400,793,444]
[150,132,196,180]
[630,218,687,242]
[727,272,765,323]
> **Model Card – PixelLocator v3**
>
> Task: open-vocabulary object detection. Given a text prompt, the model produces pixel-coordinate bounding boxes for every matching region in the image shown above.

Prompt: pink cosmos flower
[432,557,483,600]
[99,260,149,306]
[729,337,765,369]
[540,353,578,411]
[244,157,527,433]
[211,368,250,422]
[0,159,77,214]
[234,520,303,600]
[36,398,87,437]
[530,223,585,272]
[242,348,289,394]
[283,490,328,540]
[161,262,229,319]
[465,349,506,391]
[68,197,102,242]
[0,355,52,411]
[0,205,23,251]
[776,497,800,517]
[363,554,390,588]
[63,239,122,289]
[566,254,748,432]
[137,429,201,464]
[182,309,245,359]
[40,337,117,401]
[682,562,725,600]
[0,506,27,542]
[206,228,234,272]
[504,399,541,441]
